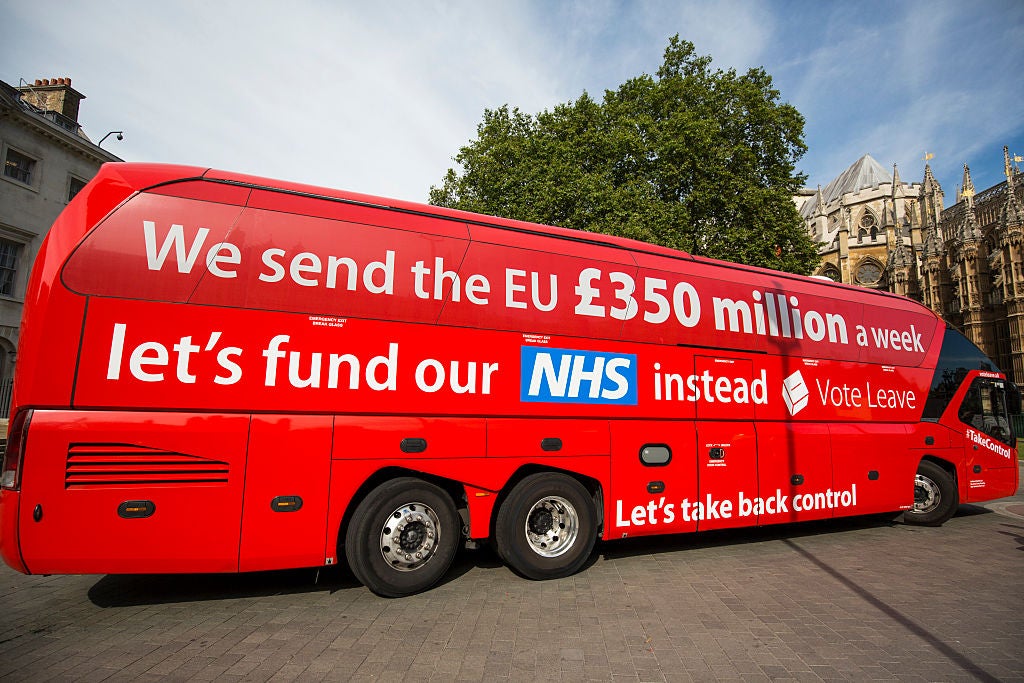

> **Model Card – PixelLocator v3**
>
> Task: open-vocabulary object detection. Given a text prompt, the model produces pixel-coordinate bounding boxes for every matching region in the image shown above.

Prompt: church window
[856,260,882,285]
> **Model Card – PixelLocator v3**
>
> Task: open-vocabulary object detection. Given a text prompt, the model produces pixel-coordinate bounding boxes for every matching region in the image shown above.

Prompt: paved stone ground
[1,463,1022,682]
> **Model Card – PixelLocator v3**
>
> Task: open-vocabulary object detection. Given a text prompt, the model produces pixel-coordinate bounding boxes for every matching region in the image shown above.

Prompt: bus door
[694,356,758,531]
[956,376,1019,502]
[238,415,333,572]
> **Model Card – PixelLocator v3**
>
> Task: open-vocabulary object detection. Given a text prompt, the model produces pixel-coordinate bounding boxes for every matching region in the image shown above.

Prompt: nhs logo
[521,347,637,405]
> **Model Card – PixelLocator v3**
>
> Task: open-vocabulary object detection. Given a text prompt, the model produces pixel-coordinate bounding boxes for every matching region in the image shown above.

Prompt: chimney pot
[21,76,84,123]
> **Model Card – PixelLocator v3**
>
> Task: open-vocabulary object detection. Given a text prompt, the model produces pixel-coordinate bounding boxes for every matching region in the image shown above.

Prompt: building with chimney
[0,77,122,414]
[800,149,1024,383]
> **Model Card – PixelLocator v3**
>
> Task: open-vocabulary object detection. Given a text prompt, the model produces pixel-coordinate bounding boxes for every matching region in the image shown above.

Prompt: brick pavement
[1,464,1022,682]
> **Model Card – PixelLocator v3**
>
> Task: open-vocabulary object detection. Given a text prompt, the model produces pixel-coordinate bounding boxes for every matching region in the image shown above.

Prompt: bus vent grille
[65,443,230,488]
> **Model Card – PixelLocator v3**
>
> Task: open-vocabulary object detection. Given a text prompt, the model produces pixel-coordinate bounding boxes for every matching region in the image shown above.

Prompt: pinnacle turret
[959,164,976,205]
[891,164,904,199]
[1002,146,1024,230]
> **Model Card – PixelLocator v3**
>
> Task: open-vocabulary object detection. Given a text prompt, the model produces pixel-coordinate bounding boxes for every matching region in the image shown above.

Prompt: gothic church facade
[797,148,1024,384]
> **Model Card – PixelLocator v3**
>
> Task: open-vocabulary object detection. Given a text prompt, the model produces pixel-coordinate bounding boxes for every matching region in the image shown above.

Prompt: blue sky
[4,1,1023,205]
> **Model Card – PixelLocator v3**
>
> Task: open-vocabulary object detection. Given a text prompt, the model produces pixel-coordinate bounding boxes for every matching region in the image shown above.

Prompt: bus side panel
[755,422,833,524]
[829,423,915,516]
[14,241,86,413]
[961,430,1019,503]
[332,416,487,461]
[607,420,699,539]
[0,489,27,573]
[695,421,758,531]
[18,411,249,574]
[239,415,333,572]
[486,419,610,459]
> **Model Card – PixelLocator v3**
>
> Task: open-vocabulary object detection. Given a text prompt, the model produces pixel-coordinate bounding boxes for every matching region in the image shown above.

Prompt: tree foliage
[430,36,818,274]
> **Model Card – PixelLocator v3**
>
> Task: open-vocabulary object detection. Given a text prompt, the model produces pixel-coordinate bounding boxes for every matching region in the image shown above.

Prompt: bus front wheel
[344,478,460,597]
[495,473,597,581]
[905,460,958,526]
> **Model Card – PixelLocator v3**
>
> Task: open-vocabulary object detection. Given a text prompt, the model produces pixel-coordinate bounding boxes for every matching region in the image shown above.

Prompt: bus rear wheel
[344,478,460,597]
[905,460,958,526]
[495,473,597,581]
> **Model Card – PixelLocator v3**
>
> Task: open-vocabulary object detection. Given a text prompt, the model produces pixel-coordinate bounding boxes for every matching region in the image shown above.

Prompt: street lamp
[99,131,124,147]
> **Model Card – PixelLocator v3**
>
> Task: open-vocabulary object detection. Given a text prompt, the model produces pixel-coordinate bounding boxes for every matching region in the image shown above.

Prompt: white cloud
[4,0,1022,203]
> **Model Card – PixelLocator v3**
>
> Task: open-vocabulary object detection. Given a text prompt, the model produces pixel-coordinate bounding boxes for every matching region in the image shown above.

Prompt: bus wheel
[905,461,958,526]
[344,478,460,597]
[495,473,597,581]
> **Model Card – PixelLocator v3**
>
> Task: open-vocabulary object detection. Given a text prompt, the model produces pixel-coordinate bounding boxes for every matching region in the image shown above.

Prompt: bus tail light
[2,409,32,491]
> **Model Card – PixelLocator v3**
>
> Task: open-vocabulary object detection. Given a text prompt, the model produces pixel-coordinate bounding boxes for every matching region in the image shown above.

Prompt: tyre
[494,473,597,581]
[905,460,958,526]
[344,478,460,597]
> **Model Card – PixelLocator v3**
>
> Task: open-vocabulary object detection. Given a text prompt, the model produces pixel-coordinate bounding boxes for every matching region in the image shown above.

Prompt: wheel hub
[379,503,440,572]
[399,521,427,552]
[523,496,579,558]
[914,474,940,514]
[528,508,553,535]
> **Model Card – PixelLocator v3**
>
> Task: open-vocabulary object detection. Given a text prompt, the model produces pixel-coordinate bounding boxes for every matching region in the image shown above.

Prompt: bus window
[923,327,998,421]
[958,378,1014,445]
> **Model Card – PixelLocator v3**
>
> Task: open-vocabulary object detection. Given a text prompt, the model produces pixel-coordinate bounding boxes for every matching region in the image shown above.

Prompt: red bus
[1,163,1019,597]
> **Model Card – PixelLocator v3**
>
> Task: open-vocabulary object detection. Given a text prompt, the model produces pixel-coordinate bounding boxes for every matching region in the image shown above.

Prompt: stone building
[800,149,1024,383]
[0,77,121,414]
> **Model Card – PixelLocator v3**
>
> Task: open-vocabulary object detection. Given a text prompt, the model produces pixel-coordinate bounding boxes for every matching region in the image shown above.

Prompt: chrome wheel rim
[524,495,579,558]
[913,474,940,515]
[379,502,441,572]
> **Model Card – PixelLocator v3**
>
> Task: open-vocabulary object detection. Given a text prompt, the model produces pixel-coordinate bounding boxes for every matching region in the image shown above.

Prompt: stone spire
[921,164,944,229]
[891,163,904,199]
[813,185,826,217]
[921,164,943,256]
[959,163,976,204]
[1001,146,1024,239]
[958,164,981,244]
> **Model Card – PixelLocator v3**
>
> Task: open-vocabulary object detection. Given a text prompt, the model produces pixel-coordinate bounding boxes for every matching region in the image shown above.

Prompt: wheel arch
[919,454,959,485]
[489,464,605,541]
[336,466,467,554]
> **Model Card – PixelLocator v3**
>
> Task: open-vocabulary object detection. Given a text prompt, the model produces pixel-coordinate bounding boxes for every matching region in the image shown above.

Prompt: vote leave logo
[783,370,809,416]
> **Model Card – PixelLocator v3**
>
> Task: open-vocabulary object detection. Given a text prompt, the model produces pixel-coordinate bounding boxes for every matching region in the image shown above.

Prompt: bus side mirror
[1008,382,1022,416]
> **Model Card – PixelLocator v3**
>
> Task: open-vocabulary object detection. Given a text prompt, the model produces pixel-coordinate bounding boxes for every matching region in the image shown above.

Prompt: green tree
[430,36,819,274]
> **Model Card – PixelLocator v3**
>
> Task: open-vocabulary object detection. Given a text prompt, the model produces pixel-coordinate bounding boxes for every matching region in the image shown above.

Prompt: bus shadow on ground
[87,507,990,608]
[88,565,362,608]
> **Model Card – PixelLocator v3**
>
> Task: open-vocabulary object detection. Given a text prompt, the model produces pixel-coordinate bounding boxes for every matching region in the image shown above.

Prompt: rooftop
[801,154,894,218]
